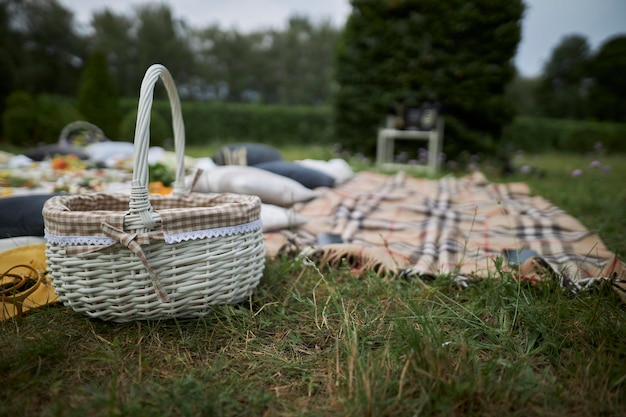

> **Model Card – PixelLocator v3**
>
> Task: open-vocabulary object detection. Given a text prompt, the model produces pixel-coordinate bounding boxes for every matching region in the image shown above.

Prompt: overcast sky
[60,0,626,78]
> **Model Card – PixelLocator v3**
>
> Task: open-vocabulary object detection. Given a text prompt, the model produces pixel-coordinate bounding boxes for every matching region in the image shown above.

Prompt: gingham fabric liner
[43,192,261,244]
[264,171,625,300]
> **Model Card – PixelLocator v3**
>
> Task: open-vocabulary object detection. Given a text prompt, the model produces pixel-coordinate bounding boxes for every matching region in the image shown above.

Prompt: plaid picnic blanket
[264,171,626,300]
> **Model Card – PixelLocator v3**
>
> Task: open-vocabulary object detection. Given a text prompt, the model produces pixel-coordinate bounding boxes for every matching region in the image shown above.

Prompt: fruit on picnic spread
[148,181,173,195]
[51,158,68,170]
[51,154,85,171]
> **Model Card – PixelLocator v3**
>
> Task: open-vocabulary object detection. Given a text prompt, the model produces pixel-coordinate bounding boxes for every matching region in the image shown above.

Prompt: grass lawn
[505,152,625,258]
[1,149,625,416]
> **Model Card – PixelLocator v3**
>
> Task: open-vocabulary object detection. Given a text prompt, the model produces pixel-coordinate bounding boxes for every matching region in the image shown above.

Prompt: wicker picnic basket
[43,64,265,322]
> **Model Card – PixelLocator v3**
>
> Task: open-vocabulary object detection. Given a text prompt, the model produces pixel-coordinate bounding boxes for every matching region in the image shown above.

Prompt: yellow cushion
[0,240,59,320]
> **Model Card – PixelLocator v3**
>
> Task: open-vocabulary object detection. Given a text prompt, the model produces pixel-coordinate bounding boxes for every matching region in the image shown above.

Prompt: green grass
[1,150,625,416]
[505,152,626,257]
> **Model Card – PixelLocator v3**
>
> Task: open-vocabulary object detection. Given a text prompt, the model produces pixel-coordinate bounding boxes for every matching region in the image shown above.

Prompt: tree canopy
[2,0,86,96]
[333,0,525,158]
[587,35,626,123]
[536,34,591,119]
[532,33,626,123]
[0,0,341,106]
[1,0,625,145]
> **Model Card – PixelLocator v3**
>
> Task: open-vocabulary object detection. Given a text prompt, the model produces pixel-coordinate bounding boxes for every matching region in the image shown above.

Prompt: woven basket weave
[43,64,265,322]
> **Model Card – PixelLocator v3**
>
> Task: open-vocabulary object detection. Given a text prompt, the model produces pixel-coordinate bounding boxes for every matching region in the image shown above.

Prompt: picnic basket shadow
[43,64,265,322]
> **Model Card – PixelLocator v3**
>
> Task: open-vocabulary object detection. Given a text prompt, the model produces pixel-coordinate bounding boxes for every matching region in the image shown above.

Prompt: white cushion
[84,141,134,163]
[192,157,217,172]
[261,204,307,232]
[188,165,317,207]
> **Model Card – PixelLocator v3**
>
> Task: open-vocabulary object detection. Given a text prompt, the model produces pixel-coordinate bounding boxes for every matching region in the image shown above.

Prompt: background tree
[195,27,261,102]
[535,34,591,119]
[134,4,195,93]
[270,16,338,105]
[587,35,626,123]
[5,0,86,95]
[77,50,121,138]
[89,9,136,97]
[191,17,340,104]
[334,0,524,159]
[0,1,19,135]
[0,2,341,109]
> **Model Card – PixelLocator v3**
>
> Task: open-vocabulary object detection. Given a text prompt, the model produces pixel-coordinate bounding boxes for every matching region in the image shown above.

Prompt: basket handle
[129,64,186,229]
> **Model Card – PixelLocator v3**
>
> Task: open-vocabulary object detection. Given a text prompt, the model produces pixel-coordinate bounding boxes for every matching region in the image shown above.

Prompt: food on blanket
[52,177,106,194]
[148,181,173,195]
[2,162,132,196]
[51,154,85,171]
[148,162,176,186]
[0,171,38,189]
[51,158,68,170]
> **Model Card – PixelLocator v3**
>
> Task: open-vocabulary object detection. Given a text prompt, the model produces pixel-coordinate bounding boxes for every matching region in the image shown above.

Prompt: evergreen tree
[77,50,121,138]
[334,0,524,158]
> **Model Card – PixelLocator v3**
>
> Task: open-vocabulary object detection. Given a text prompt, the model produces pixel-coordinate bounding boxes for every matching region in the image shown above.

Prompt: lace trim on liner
[44,219,262,246]
[164,219,262,244]
[44,232,115,246]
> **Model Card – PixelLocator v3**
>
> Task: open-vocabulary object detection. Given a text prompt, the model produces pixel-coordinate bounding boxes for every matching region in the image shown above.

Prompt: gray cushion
[0,194,58,237]
[212,143,283,166]
[253,160,335,189]
[24,144,89,161]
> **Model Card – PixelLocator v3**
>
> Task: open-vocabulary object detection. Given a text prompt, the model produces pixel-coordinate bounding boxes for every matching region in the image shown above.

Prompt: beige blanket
[264,171,625,300]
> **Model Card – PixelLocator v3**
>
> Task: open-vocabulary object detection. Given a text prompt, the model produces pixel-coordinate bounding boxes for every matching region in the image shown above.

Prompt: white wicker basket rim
[43,192,261,245]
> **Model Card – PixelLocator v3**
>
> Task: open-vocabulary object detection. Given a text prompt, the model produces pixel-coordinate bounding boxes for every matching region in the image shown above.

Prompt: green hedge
[2,92,82,147]
[502,116,626,154]
[120,99,333,147]
[8,95,623,156]
[118,107,171,146]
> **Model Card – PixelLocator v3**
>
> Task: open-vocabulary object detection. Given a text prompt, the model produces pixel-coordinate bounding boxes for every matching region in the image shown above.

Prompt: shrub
[2,92,82,147]
[178,102,332,147]
[119,99,333,147]
[119,107,171,146]
[2,92,36,146]
[502,116,626,153]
